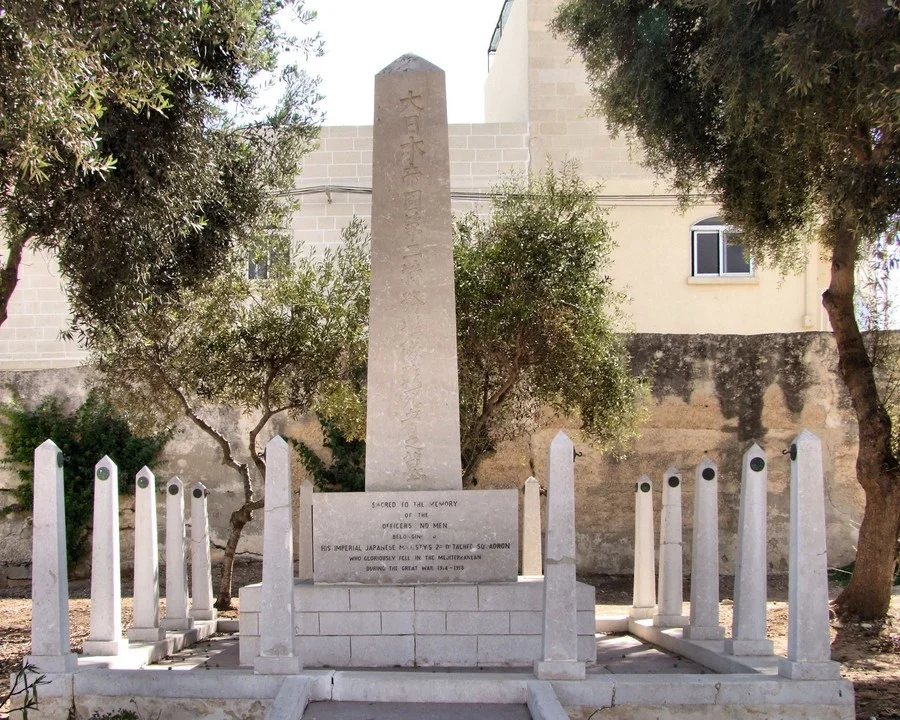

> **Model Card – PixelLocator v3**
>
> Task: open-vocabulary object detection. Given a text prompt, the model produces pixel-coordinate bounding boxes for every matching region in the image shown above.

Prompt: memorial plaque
[313,490,518,584]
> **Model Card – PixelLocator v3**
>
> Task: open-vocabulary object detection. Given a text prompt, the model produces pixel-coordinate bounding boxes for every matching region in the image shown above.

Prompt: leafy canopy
[454,162,646,481]
[552,0,899,264]
[1,0,323,327]
[85,220,371,444]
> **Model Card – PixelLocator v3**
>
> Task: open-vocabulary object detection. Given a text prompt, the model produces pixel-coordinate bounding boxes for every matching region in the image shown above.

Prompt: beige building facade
[0,0,830,370]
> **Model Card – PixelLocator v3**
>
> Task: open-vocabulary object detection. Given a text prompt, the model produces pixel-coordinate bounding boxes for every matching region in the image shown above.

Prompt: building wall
[0,0,832,363]
[484,0,530,124]
[0,333,862,582]
[0,247,87,369]
[290,123,530,254]
[498,0,830,335]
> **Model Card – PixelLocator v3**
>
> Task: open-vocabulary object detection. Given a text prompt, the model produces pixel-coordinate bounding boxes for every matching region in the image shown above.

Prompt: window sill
[687,276,759,286]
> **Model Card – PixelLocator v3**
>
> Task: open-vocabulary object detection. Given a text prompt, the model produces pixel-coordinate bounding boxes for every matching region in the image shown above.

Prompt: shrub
[0,390,170,566]
[291,410,365,492]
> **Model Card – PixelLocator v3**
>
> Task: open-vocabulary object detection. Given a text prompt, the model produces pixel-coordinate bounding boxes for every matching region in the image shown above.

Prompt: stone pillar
[534,432,585,680]
[522,476,542,576]
[25,440,77,673]
[83,456,128,656]
[128,468,165,642]
[190,482,216,622]
[365,54,461,492]
[297,479,314,582]
[778,431,841,679]
[255,436,303,674]
[726,444,774,656]
[654,468,688,627]
[162,477,193,631]
[630,476,656,619]
[684,457,725,641]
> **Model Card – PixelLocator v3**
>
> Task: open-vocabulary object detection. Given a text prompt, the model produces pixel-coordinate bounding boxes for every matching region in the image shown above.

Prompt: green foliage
[290,411,365,492]
[86,220,371,440]
[454,162,647,482]
[552,0,899,263]
[1,0,323,330]
[0,391,169,565]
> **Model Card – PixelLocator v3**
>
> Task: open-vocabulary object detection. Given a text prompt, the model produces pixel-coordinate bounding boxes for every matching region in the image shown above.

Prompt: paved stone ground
[149,630,706,675]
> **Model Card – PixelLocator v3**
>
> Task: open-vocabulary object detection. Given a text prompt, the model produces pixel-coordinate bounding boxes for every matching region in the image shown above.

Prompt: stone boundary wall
[0,332,864,585]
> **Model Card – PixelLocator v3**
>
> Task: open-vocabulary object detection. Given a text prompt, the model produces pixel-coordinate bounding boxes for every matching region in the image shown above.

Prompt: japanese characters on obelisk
[365,54,461,493]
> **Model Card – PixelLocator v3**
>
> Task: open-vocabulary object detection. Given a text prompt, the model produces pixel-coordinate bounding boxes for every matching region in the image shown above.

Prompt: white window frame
[691,219,753,278]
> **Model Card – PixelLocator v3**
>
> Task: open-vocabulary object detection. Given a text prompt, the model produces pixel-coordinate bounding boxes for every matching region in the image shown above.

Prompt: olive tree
[554,0,900,618]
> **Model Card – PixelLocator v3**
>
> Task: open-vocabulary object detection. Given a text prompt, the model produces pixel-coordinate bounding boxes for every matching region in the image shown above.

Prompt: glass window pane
[694,232,720,274]
[724,235,751,274]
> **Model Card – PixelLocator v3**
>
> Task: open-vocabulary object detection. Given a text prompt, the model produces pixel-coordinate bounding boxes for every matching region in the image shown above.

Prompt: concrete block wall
[0,247,87,369]
[289,123,529,254]
[524,0,657,195]
[239,579,597,668]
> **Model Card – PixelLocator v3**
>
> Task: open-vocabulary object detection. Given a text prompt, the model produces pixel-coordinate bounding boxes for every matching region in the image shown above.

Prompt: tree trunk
[214,501,257,610]
[834,483,900,618]
[0,235,27,328]
[822,216,900,620]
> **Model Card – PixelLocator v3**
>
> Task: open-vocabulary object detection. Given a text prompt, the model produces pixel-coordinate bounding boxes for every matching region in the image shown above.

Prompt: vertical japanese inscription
[365,55,461,492]
[398,88,426,484]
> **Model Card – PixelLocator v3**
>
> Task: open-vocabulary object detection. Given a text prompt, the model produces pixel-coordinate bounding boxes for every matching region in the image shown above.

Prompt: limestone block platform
[238,578,597,668]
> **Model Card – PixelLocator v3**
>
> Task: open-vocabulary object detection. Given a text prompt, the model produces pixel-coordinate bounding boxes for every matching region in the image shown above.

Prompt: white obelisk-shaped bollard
[83,456,128,656]
[654,468,688,627]
[128,468,165,642]
[162,477,193,631]
[522,476,543,576]
[630,476,656,619]
[255,436,302,673]
[25,440,77,673]
[684,457,725,641]
[297,479,314,582]
[534,432,585,680]
[190,482,216,621]
[778,431,841,679]
[726,443,774,656]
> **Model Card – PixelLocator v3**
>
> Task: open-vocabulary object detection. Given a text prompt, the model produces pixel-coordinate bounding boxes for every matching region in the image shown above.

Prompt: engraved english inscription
[313,490,518,584]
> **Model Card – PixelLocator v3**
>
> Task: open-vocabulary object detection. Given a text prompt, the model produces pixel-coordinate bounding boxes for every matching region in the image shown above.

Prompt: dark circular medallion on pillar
[790,443,797,461]
[168,484,179,495]
[640,482,651,493]
[668,476,680,488]
[57,452,64,468]
[701,467,716,481]
[137,475,149,489]
[97,466,110,481]
[193,488,203,499]
[750,457,765,472]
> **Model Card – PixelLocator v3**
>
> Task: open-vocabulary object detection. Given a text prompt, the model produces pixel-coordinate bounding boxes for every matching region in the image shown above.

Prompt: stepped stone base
[239,577,597,668]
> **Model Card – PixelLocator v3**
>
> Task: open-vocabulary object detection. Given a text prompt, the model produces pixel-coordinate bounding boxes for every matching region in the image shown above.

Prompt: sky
[299,1,507,125]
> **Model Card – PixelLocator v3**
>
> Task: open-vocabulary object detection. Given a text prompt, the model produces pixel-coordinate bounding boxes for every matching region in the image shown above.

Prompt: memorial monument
[312,54,518,585]
[239,55,596,669]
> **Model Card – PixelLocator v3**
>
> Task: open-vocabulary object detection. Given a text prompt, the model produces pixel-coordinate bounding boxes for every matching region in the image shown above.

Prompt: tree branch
[162,373,257,505]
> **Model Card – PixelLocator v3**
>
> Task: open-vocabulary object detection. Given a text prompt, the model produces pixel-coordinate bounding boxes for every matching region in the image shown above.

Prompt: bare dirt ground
[2,566,898,719]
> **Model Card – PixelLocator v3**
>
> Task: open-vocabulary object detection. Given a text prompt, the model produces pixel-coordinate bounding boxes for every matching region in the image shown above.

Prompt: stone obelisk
[365,54,461,492]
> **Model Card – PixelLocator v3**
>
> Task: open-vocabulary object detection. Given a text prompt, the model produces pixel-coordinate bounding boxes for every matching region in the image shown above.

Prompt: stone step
[303,702,531,720]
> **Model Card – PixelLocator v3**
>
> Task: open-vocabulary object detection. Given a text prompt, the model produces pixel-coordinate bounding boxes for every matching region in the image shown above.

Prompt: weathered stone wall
[0,332,863,584]
[477,332,862,575]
